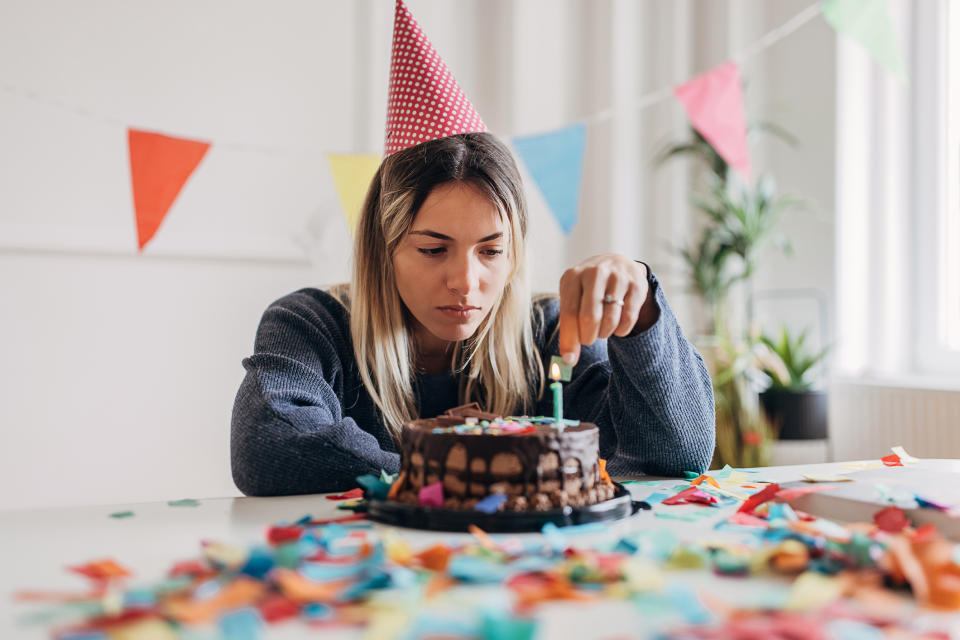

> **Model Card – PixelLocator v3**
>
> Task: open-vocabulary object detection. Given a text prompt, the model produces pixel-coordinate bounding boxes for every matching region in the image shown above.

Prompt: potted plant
[657,124,808,468]
[755,326,829,440]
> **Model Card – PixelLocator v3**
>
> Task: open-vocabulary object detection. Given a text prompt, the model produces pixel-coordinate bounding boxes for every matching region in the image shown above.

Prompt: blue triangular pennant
[513,123,586,234]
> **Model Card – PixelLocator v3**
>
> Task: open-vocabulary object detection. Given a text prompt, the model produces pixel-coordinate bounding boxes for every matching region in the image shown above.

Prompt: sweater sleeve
[230,291,399,496]
[540,271,716,477]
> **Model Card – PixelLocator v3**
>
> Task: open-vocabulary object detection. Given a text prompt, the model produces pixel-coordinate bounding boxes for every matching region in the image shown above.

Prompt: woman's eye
[417,247,445,256]
[481,248,504,257]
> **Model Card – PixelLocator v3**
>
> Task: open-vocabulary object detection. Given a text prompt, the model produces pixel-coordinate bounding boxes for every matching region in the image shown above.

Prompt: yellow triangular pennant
[327,154,381,234]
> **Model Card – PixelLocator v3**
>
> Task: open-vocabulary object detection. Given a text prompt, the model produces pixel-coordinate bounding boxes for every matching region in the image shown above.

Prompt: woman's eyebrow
[409,230,504,243]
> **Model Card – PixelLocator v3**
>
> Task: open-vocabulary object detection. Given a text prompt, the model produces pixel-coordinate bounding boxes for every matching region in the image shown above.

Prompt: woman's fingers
[558,256,650,363]
[558,268,583,364]
[598,272,630,339]
[578,264,608,346]
[613,280,643,337]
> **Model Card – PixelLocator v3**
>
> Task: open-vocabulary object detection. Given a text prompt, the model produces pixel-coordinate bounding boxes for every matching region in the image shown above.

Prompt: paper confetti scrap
[801,473,853,483]
[417,482,444,508]
[891,445,919,464]
[16,461,960,639]
[167,499,200,507]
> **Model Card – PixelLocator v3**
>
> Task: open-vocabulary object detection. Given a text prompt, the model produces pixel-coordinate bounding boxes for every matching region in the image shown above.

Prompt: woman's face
[393,182,512,351]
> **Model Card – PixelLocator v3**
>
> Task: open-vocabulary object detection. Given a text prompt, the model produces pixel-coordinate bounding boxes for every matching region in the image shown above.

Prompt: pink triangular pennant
[128,128,211,251]
[674,62,752,180]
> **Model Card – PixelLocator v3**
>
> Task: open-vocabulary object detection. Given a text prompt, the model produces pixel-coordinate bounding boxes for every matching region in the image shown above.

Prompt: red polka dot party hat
[384,0,487,156]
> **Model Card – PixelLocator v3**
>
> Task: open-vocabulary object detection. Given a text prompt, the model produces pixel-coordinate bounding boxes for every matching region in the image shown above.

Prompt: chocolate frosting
[395,403,602,503]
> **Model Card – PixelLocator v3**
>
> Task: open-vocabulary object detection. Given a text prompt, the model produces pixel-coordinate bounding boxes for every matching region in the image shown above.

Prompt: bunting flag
[674,62,752,181]
[127,129,210,251]
[512,124,586,235]
[822,0,904,80]
[327,154,382,234]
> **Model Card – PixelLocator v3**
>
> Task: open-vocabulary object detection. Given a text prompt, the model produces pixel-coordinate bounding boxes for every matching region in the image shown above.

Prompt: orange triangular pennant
[127,129,210,251]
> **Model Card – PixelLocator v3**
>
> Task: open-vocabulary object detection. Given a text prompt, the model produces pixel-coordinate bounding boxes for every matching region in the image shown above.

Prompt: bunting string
[0,2,820,150]
[1,0,901,250]
[580,2,820,130]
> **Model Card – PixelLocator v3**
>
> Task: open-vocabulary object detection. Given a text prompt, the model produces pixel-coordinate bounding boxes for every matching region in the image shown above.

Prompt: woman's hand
[558,255,657,365]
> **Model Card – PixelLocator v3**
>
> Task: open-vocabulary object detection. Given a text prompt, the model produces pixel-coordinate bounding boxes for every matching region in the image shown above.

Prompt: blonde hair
[336,133,543,442]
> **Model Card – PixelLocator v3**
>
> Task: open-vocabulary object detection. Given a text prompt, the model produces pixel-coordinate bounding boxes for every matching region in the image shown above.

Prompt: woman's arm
[540,270,716,477]
[231,291,399,496]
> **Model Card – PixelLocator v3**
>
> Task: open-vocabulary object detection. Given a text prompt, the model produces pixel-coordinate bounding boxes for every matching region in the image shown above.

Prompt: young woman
[231,133,715,496]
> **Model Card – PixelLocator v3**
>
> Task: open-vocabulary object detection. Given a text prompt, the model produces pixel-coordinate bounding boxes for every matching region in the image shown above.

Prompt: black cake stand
[365,482,650,533]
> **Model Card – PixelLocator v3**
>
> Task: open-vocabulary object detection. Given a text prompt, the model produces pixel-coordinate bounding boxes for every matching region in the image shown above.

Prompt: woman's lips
[437,306,479,321]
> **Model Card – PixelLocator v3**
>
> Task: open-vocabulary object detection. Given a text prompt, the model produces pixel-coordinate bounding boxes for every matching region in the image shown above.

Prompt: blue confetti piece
[193,579,222,601]
[122,587,157,609]
[541,522,568,552]
[239,547,274,580]
[218,607,263,640]
[339,569,391,601]
[303,603,334,620]
[644,492,670,504]
[825,619,885,640]
[406,615,480,639]
[356,474,390,500]
[666,584,712,625]
[549,521,607,536]
[475,493,508,514]
[447,554,512,583]
[300,561,368,582]
[481,612,538,640]
[508,555,558,573]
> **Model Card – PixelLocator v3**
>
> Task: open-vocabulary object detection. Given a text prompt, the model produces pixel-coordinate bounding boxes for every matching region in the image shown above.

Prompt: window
[915,0,960,374]
[836,0,960,380]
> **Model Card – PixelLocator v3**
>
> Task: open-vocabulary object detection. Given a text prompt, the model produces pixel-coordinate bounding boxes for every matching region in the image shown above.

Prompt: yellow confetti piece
[362,605,411,640]
[108,617,179,640]
[785,571,844,611]
[801,474,854,483]
[383,531,414,565]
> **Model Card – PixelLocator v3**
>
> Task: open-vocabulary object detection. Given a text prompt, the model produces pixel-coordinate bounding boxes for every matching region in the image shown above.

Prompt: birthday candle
[550,361,563,430]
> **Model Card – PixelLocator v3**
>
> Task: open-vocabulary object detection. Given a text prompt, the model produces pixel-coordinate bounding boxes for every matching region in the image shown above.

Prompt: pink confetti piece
[418,481,444,508]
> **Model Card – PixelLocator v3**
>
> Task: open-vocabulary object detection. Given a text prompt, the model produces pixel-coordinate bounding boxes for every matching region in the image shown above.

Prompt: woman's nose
[446,252,479,295]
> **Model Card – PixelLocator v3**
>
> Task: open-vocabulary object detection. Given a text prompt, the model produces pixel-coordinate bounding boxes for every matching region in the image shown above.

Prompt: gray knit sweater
[231,270,715,496]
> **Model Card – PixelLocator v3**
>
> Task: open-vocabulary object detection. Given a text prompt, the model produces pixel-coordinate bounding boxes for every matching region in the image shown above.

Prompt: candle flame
[550,361,561,380]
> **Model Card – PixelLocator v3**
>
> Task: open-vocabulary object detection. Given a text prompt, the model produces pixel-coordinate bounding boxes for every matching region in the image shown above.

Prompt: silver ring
[602,294,624,307]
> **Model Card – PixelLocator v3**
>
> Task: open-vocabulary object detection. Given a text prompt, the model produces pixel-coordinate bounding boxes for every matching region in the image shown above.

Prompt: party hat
[384,0,487,156]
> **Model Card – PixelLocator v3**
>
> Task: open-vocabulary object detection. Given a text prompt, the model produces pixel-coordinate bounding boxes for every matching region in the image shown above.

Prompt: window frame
[913,0,960,375]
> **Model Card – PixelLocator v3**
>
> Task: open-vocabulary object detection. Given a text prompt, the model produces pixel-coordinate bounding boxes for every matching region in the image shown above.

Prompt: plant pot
[759,389,827,440]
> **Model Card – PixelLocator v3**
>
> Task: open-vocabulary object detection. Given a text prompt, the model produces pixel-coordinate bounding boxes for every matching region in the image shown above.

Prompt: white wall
[0,0,837,510]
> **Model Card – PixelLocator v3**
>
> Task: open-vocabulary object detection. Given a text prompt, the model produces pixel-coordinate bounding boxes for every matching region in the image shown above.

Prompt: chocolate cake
[390,404,617,512]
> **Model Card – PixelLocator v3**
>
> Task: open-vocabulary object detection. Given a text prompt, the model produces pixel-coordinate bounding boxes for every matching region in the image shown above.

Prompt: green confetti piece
[167,498,200,507]
[683,471,700,480]
[666,546,708,569]
[109,510,135,519]
[379,469,398,485]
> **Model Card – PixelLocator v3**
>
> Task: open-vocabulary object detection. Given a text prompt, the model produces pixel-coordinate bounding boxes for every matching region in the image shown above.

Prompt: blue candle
[550,362,563,430]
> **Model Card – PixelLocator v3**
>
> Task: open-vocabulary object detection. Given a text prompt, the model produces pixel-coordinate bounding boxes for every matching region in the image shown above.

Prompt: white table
[2,460,958,639]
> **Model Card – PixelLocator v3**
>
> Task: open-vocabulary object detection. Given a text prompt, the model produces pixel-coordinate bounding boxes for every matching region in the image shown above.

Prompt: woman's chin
[429,322,480,343]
